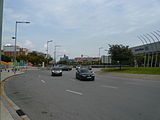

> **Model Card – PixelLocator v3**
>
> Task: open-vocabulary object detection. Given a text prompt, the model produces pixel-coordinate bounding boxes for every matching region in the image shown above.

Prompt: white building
[131,42,160,55]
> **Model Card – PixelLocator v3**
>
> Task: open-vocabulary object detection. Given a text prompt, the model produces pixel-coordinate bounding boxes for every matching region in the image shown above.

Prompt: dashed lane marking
[66,90,83,95]
[41,80,46,83]
[101,85,118,89]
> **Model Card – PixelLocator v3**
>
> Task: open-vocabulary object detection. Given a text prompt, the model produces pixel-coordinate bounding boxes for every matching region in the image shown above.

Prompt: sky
[2,0,160,59]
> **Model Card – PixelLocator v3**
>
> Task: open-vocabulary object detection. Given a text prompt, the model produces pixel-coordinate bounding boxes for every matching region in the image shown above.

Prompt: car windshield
[52,67,61,70]
[80,69,91,74]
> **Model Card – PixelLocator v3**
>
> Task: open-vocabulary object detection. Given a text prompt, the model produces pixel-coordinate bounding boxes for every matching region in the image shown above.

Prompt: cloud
[3,0,160,57]
[4,8,29,21]
[19,0,160,33]
[24,40,34,48]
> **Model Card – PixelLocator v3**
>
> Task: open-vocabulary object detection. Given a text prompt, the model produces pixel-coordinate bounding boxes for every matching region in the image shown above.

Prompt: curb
[1,72,31,120]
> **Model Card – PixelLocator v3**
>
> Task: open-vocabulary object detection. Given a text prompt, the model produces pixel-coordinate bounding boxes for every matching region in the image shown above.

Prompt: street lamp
[99,47,103,65]
[54,45,61,64]
[99,47,103,57]
[46,40,53,66]
[0,0,4,83]
[13,21,30,74]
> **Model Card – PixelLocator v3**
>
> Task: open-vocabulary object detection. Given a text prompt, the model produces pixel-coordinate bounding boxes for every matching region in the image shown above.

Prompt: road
[4,69,160,120]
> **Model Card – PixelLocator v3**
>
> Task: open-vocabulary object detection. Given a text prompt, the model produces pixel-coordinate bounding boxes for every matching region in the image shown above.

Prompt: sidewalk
[0,70,23,120]
[0,102,14,120]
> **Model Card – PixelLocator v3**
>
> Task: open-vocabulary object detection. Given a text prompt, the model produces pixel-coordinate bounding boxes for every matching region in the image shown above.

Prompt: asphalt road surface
[4,69,160,120]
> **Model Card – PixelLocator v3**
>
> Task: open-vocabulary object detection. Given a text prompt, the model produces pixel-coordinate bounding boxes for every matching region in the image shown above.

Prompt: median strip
[65,90,83,95]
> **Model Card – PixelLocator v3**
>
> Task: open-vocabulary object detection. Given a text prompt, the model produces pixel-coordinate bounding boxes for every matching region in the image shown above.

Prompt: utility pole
[98,47,103,65]
[0,0,4,83]
[54,45,60,64]
[12,21,30,74]
[46,40,52,66]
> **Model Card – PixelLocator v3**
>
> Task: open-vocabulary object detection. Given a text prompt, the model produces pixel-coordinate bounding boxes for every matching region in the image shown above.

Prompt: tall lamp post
[54,45,61,64]
[99,47,103,65]
[12,21,30,74]
[0,0,4,83]
[46,40,53,66]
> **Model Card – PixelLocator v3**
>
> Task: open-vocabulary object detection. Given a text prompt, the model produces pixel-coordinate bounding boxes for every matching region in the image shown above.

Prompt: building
[74,57,100,62]
[59,55,75,63]
[130,42,160,67]
[60,54,69,61]
[3,44,29,57]
[101,55,111,64]
[130,42,160,55]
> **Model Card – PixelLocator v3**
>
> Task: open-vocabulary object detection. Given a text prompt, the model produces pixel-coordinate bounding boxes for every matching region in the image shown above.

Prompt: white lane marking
[41,80,46,83]
[66,90,83,95]
[101,85,118,89]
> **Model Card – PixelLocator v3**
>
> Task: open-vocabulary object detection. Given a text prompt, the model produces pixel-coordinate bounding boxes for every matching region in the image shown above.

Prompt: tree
[16,55,28,62]
[26,51,53,66]
[108,44,134,69]
[58,60,67,64]
[2,55,12,62]
[28,51,38,56]
[135,55,144,67]
[28,55,48,66]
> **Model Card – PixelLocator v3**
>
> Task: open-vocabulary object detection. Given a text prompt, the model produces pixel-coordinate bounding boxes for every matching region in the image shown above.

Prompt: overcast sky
[2,0,160,59]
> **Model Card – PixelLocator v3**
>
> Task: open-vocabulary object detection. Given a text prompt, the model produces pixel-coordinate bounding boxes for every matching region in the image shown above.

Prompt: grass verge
[101,67,160,75]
